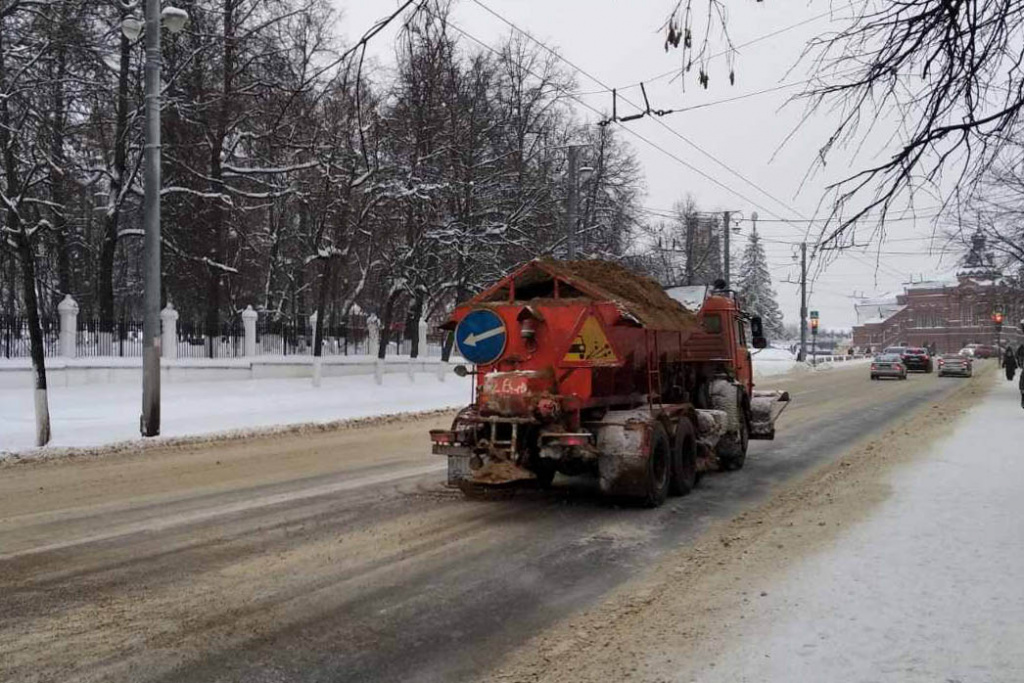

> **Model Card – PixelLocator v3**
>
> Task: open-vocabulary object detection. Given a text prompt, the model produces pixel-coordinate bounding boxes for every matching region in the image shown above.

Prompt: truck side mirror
[750,316,768,349]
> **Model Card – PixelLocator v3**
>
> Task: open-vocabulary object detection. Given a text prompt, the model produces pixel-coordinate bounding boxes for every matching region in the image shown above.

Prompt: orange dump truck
[430,259,789,506]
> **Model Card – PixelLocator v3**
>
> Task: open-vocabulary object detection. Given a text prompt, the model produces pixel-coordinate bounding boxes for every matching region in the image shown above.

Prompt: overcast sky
[334,1,964,329]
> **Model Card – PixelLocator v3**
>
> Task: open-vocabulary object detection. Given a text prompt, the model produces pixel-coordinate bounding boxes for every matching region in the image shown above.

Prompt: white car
[958,346,976,357]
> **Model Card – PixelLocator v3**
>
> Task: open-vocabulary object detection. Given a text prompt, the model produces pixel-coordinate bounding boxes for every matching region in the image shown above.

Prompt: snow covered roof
[858,305,907,326]
[905,279,956,291]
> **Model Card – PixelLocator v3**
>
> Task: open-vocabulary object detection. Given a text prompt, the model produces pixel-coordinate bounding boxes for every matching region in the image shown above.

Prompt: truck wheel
[717,418,748,471]
[642,423,671,508]
[532,458,557,488]
[669,419,697,496]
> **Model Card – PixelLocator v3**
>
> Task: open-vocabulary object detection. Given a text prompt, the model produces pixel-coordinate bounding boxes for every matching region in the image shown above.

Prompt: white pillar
[57,294,78,358]
[367,314,380,357]
[418,318,429,357]
[160,304,179,360]
[242,305,258,357]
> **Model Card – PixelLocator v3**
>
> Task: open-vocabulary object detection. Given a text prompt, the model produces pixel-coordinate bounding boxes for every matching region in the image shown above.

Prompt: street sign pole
[810,310,820,367]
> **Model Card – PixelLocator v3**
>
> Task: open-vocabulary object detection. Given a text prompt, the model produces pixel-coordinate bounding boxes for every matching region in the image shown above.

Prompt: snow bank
[753,347,800,378]
[693,375,1024,682]
[0,372,472,456]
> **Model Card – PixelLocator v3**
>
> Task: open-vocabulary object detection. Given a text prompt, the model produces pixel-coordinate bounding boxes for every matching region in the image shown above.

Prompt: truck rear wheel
[642,423,671,507]
[669,419,697,496]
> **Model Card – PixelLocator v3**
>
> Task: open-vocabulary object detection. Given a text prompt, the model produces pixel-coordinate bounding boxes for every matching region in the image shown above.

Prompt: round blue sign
[455,309,507,365]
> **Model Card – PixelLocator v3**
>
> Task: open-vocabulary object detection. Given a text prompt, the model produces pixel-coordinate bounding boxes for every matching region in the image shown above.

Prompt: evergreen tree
[736,229,784,337]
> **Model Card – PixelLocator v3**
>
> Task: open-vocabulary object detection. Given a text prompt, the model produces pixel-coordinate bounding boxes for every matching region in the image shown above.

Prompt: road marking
[0,462,446,562]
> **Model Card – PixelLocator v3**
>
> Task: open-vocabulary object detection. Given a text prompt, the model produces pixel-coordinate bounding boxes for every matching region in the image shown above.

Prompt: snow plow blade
[749,390,790,440]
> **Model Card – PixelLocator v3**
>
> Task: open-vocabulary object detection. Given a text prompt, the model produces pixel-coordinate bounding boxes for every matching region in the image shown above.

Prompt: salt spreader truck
[430,259,790,507]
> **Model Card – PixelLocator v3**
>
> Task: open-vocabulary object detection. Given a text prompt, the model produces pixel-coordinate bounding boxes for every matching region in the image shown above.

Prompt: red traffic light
[992,312,1004,324]
[810,318,820,330]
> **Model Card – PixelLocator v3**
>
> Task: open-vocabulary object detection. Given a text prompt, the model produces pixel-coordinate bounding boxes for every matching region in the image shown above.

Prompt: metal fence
[1,316,59,359]
[1,312,444,359]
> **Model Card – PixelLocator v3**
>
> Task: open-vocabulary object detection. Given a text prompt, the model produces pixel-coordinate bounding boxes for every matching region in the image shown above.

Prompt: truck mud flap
[447,453,473,486]
[749,390,791,440]
[593,409,653,498]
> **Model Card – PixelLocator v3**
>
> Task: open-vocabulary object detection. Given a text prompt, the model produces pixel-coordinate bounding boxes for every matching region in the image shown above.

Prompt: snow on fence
[1,304,447,360]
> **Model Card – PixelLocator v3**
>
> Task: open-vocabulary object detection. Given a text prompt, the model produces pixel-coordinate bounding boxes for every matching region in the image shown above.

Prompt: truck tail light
[870,364,877,370]
[430,430,454,445]
[894,364,903,371]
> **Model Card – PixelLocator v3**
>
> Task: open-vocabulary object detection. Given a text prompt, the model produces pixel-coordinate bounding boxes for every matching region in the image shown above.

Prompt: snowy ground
[690,374,1024,682]
[0,372,472,456]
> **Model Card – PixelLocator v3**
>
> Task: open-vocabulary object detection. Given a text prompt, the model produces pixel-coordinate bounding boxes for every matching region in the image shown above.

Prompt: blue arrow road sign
[455,309,507,365]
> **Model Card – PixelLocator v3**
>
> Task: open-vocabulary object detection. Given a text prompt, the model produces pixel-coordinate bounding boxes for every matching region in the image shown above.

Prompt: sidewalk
[690,374,1024,682]
[0,372,472,457]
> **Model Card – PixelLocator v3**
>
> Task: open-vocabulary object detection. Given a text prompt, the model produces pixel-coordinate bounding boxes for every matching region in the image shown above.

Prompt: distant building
[851,232,1024,353]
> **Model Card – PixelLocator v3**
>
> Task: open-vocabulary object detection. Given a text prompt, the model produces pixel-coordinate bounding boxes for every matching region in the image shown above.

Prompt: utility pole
[799,242,808,362]
[126,2,188,436]
[566,145,578,259]
[140,0,163,437]
[722,210,731,288]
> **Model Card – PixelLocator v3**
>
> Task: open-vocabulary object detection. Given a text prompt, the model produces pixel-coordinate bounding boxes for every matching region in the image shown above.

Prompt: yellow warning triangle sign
[564,316,618,363]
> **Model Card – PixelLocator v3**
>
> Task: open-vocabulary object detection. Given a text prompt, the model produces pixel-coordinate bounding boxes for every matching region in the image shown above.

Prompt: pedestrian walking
[1017,343,1024,369]
[1020,364,1024,410]
[1004,345,1018,381]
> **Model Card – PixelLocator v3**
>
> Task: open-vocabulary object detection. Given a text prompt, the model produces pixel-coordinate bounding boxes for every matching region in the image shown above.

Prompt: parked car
[900,347,933,373]
[974,344,997,359]
[958,346,976,357]
[871,353,908,380]
[937,353,973,377]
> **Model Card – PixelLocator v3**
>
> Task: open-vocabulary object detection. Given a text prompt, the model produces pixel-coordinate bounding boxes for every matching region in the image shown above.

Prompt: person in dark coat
[1017,343,1024,369]
[1020,361,1024,409]
[1004,345,1018,381]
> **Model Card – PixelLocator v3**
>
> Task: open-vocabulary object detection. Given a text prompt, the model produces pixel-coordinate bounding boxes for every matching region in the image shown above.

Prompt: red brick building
[852,233,1024,354]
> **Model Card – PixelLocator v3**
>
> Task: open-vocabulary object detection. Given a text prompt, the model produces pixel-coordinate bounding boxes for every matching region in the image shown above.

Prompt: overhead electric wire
[454,2,916,284]
[469,0,919,284]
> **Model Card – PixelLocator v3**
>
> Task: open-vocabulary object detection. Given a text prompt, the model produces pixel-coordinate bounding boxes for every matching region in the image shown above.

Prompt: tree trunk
[377,290,401,360]
[312,256,333,386]
[408,294,423,358]
[0,14,49,446]
[17,236,51,445]
[98,29,132,334]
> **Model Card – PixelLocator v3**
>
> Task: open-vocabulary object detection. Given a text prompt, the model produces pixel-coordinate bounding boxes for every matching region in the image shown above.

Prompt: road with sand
[0,361,989,682]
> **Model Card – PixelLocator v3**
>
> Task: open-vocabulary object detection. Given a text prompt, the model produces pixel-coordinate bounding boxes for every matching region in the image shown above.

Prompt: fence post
[58,294,78,358]
[161,304,179,360]
[367,314,380,358]
[418,318,428,358]
[242,305,258,357]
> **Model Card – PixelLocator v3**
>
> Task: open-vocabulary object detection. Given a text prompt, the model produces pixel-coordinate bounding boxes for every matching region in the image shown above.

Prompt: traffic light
[810,317,820,333]
[992,311,1004,326]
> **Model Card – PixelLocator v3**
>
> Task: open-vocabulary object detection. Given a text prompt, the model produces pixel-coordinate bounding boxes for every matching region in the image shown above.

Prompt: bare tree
[798,1,1024,248]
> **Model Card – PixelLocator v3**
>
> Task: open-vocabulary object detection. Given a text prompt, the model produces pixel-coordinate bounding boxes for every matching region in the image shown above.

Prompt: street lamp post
[124,2,188,437]
[993,310,1004,366]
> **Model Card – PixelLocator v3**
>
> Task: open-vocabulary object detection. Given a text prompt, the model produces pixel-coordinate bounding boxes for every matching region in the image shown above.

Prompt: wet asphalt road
[0,364,967,683]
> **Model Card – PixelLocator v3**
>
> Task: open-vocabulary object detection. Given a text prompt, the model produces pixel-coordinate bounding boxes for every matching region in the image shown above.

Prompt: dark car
[973,344,997,359]
[900,347,933,373]
[871,353,908,380]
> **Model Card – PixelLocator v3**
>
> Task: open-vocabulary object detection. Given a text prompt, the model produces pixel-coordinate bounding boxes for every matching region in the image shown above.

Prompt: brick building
[852,232,1024,354]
